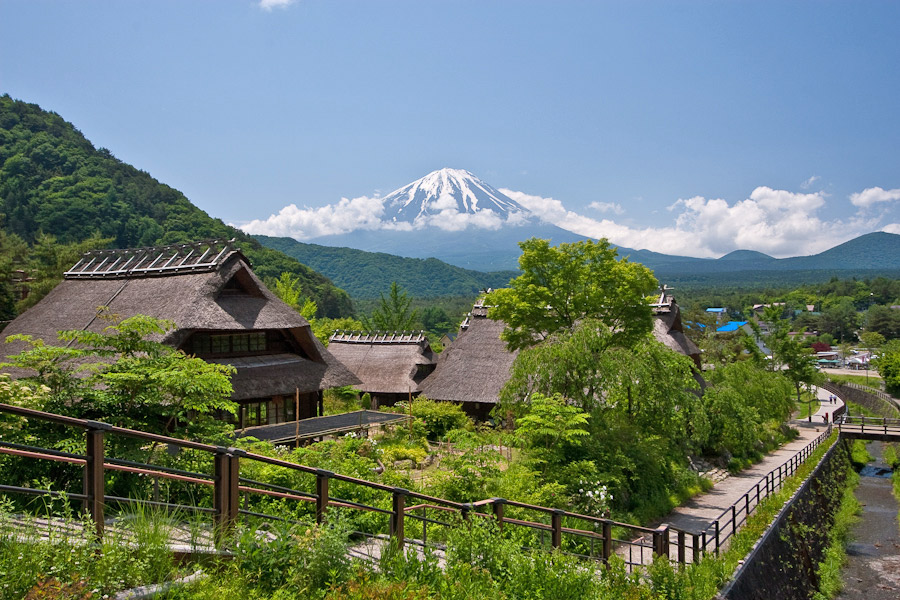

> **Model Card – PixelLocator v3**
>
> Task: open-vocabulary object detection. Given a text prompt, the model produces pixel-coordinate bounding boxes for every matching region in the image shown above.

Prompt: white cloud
[503,186,862,258]
[588,201,625,215]
[240,181,896,258]
[850,187,900,208]
[241,195,387,238]
[800,175,820,189]
[258,0,296,11]
[240,197,520,238]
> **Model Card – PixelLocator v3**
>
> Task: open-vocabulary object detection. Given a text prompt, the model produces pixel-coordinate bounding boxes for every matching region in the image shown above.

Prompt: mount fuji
[381,168,527,226]
[313,168,588,270]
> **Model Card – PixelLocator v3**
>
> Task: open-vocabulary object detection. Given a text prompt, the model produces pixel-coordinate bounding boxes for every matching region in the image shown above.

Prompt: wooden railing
[835,414,900,439]
[0,402,835,571]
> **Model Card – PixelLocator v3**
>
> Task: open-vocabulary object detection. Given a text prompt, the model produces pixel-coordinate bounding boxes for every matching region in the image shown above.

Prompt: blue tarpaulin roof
[717,321,748,332]
[706,308,727,313]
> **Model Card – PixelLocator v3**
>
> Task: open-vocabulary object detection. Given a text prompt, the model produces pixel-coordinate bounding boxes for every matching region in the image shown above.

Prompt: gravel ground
[837,441,900,600]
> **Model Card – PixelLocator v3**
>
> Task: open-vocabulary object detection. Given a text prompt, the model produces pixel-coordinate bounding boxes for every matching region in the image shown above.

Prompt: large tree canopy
[486,238,658,351]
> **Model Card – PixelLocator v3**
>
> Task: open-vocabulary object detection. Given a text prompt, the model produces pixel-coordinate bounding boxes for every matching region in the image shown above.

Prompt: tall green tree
[271,271,318,321]
[747,306,821,408]
[361,282,419,332]
[486,238,658,351]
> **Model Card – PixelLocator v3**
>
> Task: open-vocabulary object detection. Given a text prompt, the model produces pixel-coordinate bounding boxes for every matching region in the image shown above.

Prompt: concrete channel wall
[717,437,850,600]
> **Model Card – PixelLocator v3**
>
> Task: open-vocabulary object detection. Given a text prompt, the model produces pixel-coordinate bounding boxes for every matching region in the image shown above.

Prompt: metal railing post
[315,469,332,524]
[715,520,720,555]
[84,423,108,541]
[692,533,701,563]
[391,488,408,549]
[677,529,686,563]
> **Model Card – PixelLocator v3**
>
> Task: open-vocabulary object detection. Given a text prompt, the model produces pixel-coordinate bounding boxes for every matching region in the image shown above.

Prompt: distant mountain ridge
[258,231,900,299]
[255,235,517,299]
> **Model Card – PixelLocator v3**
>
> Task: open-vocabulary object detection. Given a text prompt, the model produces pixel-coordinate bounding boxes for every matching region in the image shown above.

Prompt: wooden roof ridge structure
[649,283,701,369]
[329,330,428,345]
[65,239,242,280]
[2,239,359,398]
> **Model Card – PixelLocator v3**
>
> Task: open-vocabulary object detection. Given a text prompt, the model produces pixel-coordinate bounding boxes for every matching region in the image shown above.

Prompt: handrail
[695,426,834,557]
[0,401,837,570]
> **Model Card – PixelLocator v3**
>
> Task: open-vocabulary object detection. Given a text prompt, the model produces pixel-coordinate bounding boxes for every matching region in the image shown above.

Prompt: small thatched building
[326,331,436,408]
[419,287,702,420]
[417,300,517,420]
[650,286,702,370]
[0,239,358,429]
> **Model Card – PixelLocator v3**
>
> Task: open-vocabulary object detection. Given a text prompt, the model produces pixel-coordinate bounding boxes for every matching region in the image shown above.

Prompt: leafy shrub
[405,398,470,440]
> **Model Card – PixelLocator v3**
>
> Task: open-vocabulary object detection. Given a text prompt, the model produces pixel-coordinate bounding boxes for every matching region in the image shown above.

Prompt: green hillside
[255,235,518,299]
[0,95,353,318]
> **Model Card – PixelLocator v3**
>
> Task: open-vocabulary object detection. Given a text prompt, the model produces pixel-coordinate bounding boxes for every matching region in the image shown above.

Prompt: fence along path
[0,394,837,572]
[618,385,841,565]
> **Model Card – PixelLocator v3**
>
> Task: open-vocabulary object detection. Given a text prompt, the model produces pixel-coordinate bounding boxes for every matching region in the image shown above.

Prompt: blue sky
[2,0,899,257]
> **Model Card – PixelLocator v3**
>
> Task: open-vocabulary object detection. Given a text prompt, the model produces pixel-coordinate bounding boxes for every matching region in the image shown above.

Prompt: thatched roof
[1,240,359,395]
[651,288,701,369]
[327,331,435,395]
[417,311,517,405]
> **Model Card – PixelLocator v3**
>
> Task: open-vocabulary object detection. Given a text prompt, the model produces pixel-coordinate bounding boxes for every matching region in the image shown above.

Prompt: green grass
[827,373,883,389]
[812,467,861,600]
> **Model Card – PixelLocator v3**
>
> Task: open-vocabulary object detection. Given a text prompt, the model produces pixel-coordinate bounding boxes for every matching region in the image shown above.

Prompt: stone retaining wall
[824,381,900,417]
[717,438,850,600]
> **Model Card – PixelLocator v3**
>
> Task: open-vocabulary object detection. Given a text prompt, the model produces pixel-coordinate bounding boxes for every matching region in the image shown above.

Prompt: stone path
[619,386,841,564]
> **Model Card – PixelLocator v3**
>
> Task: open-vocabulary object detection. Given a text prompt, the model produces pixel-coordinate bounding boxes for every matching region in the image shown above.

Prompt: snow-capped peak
[381,168,527,224]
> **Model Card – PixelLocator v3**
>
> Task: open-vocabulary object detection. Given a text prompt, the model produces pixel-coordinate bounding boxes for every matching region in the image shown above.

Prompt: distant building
[705,307,727,325]
[0,239,359,429]
[327,330,437,408]
[716,320,749,333]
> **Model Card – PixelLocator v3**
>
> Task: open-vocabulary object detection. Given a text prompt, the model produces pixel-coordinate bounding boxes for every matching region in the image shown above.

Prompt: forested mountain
[0,95,353,318]
[255,235,517,299]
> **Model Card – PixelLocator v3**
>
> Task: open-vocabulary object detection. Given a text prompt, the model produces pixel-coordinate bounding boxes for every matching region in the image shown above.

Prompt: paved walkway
[619,386,841,565]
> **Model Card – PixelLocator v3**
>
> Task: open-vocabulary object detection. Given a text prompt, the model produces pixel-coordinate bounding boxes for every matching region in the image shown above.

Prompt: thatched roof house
[650,287,702,370]
[417,300,517,420]
[327,331,436,408]
[419,287,701,420]
[1,239,358,429]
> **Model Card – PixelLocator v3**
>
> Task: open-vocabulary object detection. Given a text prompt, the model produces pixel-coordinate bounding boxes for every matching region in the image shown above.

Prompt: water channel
[837,441,900,599]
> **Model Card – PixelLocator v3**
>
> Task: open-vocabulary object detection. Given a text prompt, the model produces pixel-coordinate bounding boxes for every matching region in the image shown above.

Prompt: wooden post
[492,498,506,530]
[84,424,107,541]
[653,524,669,558]
[295,388,300,449]
[316,469,332,524]
[551,510,563,548]
[391,488,407,548]
[602,521,612,566]
[213,448,239,543]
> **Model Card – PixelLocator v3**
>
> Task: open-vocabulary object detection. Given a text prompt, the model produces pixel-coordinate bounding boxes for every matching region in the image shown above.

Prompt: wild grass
[0,495,187,600]
[812,467,861,600]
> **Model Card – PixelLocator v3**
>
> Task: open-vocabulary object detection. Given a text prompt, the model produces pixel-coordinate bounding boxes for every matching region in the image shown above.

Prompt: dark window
[211,335,230,354]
